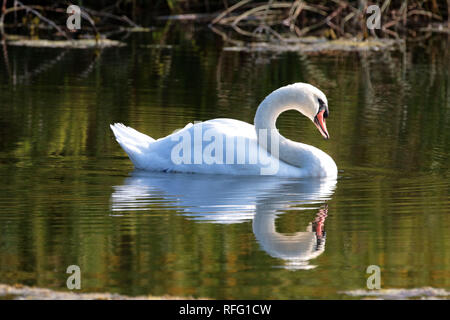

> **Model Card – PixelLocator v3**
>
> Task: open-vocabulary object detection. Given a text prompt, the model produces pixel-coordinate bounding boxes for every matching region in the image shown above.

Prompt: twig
[0,0,8,39]
[15,0,71,40]
[229,2,292,26]
[407,10,442,20]
[381,26,399,38]
[288,0,304,32]
[84,6,140,28]
[79,9,100,41]
[208,24,243,46]
[211,0,252,24]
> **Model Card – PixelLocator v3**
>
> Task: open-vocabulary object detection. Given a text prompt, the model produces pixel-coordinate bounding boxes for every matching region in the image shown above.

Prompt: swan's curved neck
[254,86,314,169]
[254,86,310,133]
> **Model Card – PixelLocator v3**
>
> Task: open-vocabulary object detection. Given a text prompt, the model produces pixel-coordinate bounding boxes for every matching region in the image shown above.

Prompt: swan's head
[290,83,330,139]
[255,82,331,139]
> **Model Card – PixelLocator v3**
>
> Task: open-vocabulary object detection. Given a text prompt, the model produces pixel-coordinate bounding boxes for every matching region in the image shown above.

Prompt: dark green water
[0,25,449,299]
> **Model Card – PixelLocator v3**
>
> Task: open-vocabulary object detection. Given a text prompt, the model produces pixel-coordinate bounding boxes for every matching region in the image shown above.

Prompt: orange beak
[314,110,329,139]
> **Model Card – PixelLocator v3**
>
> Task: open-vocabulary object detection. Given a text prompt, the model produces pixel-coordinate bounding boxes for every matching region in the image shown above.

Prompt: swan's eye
[318,98,329,118]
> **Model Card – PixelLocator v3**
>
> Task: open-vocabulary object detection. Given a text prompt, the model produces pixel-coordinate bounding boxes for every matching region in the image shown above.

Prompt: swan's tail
[110,123,155,169]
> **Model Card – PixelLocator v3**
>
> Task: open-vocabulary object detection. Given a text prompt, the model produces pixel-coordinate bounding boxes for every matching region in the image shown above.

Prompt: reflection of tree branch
[1,39,10,78]
[15,49,68,84]
[79,49,103,79]
[359,51,373,95]
[297,53,333,88]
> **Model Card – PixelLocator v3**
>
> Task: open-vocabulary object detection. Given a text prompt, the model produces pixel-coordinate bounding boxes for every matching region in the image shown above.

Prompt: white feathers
[110,123,154,169]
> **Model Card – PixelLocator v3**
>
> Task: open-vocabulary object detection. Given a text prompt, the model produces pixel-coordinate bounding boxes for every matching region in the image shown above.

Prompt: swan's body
[111,83,337,177]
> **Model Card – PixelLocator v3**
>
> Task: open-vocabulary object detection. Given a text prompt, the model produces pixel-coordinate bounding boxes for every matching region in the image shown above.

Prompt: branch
[15,0,71,40]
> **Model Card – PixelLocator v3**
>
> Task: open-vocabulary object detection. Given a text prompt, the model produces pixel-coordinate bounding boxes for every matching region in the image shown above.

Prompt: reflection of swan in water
[254,203,328,270]
[111,171,336,269]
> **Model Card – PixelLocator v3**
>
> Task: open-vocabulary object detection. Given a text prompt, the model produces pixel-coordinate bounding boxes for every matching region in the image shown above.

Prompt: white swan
[110,83,337,177]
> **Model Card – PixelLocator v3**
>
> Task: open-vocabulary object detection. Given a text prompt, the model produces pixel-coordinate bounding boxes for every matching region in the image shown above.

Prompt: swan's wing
[110,123,156,168]
[141,119,269,174]
[111,119,306,176]
[111,123,155,145]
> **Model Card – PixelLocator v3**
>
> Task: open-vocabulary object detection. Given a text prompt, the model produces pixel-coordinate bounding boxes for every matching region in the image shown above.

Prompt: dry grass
[210,0,450,41]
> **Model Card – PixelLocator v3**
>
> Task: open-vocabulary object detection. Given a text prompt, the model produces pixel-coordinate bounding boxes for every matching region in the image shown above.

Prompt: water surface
[0,26,449,299]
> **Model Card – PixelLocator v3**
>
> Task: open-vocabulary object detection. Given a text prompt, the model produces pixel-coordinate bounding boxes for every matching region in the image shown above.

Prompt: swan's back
[111,120,309,176]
